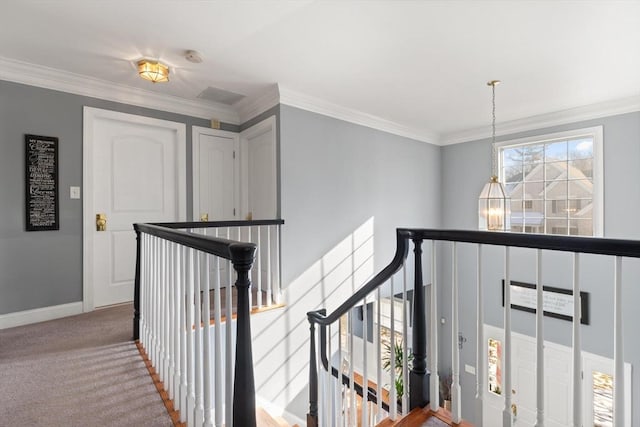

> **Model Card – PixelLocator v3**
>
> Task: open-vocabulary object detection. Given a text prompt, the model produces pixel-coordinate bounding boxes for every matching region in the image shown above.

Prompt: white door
[83,107,186,310]
[484,325,572,427]
[192,127,238,221]
[240,116,277,220]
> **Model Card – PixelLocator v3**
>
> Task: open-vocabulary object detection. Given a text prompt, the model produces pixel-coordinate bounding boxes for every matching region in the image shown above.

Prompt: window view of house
[500,133,597,236]
[488,338,502,395]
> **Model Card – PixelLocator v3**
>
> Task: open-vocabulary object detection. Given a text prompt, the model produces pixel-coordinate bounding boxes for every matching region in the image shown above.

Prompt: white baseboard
[0,301,83,329]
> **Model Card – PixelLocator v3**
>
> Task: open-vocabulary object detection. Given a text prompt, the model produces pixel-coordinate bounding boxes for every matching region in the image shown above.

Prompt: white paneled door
[83,107,186,310]
[192,127,238,221]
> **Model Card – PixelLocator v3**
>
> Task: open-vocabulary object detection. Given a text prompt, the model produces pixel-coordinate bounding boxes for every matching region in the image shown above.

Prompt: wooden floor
[377,406,475,427]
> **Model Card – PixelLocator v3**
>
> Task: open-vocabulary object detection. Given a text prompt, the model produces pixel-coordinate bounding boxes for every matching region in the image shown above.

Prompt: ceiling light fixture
[478,80,510,231]
[185,50,203,63]
[137,59,169,83]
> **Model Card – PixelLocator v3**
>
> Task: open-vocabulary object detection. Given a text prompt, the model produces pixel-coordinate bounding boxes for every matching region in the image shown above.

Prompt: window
[499,126,603,236]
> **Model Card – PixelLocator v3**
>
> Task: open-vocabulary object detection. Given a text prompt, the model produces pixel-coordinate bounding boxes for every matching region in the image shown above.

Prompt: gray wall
[440,111,640,424]
[0,79,211,315]
[279,104,441,289]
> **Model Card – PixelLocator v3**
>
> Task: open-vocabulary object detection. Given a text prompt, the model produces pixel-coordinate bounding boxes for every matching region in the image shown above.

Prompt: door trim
[191,126,240,221]
[82,107,186,312]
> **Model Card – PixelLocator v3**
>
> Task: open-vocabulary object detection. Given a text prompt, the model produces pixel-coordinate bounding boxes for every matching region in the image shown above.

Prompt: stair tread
[376,406,474,427]
[256,407,295,427]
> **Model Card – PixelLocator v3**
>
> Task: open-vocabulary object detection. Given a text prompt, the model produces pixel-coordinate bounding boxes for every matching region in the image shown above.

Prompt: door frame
[191,126,240,221]
[82,107,186,312]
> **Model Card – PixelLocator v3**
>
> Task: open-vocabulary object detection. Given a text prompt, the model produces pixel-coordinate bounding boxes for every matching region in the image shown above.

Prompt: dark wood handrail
[151,218,284,229]
[134,223,256,261]
[402,228,640,258]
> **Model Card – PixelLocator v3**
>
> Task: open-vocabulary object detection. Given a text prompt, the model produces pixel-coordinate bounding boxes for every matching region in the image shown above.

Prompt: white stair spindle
[402,265,409,414]
[186,247,196,426]
[337,315,343,427]
[451,242,461,423]
[503,247,512,427]
[430,240,439,412]
[266,225,272,306]
[349,309,356,427]
[247,227,252,310]
[572,253,582,427]
[535,249,544,427]
[163,240,170,385]
[168,242,176,400]
[390,276,397,420]
[225,255,234,427]
[179,245,188,422]
[212,239,223,427]
[614,256,624,427]
[362,300,368,426]
[275,224,282,304]
[194,250,205,426]
[140,234,148,349]
[256,226,262,309]
[376,289,382,423]
[476,244,484,424]
[203,252,214,427]
[172,243,182,413]
[328,324,334,426]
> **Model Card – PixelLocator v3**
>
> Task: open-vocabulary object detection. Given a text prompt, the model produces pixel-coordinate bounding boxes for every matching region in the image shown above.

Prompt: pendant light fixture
[138,59,170,83]
[478,80,510,231]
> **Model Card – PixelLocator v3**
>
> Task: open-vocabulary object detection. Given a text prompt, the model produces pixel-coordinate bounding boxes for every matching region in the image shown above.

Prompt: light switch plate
[70,186,81,199]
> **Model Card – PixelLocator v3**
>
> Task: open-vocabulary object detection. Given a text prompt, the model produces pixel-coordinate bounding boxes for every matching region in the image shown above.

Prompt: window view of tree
[501,136,595,236]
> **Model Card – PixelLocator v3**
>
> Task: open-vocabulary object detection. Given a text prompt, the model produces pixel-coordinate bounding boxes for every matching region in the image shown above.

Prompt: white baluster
[194,250,205,426]
[172,243,182,413]
[402,265,409,414]
[179,245,188,423]
[376,289,382,423]
[203,252,214,427]
[186,247,196,426]
[275,224,282,304]
[168,242,176,400]
[535,249,544,427]
[212,238,223,427]
[390,276,397,421]
[247,227,253,310]
[476,244,485,424]
[140,234,148,349]
[256,226,262,309]
[572,253,582,427]
[451,242,461,423]
[266,225,272,306]
[503,247,512,427]
[328,324,334,426]
[153,237,160,367]
[337,314,343,427]
[163,240,170,384]
[614,256,624,427]
[430,240,439,412]
[362,300,368,426]
[349,308,356,427]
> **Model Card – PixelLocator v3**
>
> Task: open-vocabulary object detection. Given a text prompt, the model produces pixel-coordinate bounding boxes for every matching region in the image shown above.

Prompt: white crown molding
[440,95,640,146]
[277,86,440,145]
[0,56,240,124]
[235,84,280,124]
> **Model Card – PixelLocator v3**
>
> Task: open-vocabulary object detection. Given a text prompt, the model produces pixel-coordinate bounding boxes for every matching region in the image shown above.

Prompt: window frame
[497,126,604,237]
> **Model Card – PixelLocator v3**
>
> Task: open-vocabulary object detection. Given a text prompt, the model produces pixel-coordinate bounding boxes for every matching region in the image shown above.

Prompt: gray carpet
[0,304,172,426]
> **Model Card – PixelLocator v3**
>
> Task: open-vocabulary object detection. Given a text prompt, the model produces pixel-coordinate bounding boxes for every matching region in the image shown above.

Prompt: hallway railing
[307,228,640,427]
[132,219,282,427]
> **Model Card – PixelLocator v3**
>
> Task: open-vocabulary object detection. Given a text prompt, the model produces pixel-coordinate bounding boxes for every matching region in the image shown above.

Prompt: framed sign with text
[25,134,59,231]
[502,280,589,325]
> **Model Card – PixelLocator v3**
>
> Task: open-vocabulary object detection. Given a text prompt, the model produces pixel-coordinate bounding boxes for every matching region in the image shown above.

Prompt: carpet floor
[0,303,172,426]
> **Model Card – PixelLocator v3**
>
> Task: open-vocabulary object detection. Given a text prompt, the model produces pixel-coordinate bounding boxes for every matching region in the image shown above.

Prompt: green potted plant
[382,340,413,400]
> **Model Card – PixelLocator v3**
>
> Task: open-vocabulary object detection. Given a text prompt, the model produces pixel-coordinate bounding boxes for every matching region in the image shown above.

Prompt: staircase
[376,407,474,427]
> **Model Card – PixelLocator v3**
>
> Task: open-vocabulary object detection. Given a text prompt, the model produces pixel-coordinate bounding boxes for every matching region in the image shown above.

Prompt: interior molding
[440,94,640,146]
[0,301,83,329]
[0,56,239,124]
[277,86,440,145]
[235,84,280,124]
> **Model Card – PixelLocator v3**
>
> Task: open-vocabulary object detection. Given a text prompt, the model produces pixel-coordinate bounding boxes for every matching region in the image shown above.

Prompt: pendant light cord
[491,82,497,177]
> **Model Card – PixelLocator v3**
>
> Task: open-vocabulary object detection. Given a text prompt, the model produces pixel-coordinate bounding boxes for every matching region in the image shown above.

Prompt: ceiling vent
[197,86,246,105]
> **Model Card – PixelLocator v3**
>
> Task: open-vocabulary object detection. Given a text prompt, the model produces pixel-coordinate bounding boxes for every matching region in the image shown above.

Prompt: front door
[83,107,186,309]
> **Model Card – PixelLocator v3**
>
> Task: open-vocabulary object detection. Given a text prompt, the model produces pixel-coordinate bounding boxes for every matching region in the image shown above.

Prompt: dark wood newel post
[410,237,429,409]
[133,225,141,341]
[230,243,258,427]
[307,317,319,427]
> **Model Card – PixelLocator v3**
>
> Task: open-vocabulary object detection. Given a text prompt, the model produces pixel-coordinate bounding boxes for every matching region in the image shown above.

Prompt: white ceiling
[1,1,639,144]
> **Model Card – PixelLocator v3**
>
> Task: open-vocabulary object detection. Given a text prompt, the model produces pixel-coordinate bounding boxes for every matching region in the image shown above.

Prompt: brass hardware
[245,211,253,221]
[96,213,106,231]
[200,213,209,222]
[511,403,517,417]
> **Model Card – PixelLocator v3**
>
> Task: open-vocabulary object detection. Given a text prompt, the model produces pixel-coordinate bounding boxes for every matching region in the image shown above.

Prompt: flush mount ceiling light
[137,59,169,83]
[478,80,510,231]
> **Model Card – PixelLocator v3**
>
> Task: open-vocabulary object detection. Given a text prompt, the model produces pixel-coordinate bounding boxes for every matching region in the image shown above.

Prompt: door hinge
[233,150,236,159]
[233,208,236,216]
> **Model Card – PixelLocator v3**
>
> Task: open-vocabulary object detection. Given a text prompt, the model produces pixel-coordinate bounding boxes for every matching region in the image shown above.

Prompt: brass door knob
[200,213,209,222]
[511,403,517,417]
[96,213,106,231]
